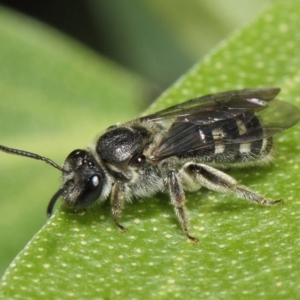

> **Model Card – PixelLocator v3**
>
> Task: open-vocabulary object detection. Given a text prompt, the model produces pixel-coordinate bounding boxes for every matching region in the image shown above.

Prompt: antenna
[0,144,65,172]
[47,188,64,217]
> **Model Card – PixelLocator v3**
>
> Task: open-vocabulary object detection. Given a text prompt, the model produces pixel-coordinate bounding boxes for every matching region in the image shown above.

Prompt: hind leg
[180,162,283,205]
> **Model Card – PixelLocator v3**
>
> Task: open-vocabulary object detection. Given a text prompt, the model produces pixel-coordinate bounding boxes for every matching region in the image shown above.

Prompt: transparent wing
[140,87,281,124]
[139,88,300,160]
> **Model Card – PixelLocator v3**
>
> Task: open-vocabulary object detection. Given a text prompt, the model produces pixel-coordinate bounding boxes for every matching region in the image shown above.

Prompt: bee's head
[47,149,109,216]
[0,145,108,217]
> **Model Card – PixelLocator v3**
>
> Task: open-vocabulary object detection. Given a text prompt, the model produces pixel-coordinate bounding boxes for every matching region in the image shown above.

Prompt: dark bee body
[1,87,299,242]
[156,112,273,165]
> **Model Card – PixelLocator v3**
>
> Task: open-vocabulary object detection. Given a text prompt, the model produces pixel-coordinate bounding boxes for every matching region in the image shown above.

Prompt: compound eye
[76,174,103,208]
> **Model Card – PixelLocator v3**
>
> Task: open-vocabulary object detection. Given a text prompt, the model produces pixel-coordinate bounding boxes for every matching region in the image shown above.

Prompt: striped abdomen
[205,113,273,165]
[156,112,273,165]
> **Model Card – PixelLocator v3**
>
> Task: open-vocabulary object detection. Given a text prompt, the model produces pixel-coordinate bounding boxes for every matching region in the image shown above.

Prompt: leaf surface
[1,1,300,299]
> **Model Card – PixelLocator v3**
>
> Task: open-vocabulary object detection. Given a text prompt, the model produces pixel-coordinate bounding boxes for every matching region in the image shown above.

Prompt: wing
[140,87,281,124]
[139,88,300,160]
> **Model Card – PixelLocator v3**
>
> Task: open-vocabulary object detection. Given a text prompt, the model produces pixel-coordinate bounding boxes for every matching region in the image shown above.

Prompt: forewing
[140,87,281,124]
[144,88,300,160]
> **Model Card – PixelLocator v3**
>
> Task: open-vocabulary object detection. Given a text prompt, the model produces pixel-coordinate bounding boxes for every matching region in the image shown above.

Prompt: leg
[182,163,283,205]
[168,170,198,242]
[110,184,127,232]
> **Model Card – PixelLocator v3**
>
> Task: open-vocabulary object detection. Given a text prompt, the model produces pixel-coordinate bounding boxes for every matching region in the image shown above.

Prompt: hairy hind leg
[181,163,283,205]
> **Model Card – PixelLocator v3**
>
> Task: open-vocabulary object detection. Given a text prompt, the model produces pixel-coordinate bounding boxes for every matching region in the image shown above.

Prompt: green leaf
[0,6,145,278]
[1,1,300,299]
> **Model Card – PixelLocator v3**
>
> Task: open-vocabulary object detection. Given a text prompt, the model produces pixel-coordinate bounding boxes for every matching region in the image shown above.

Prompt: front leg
[168,170,198,242]
[110,183,127,232]
[181,163,283,205]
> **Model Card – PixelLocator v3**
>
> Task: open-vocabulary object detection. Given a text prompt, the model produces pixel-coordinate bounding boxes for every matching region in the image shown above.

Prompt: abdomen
[179,113,274,166]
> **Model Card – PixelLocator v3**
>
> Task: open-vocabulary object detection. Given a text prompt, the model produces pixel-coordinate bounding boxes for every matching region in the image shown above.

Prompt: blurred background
[0,0,270,101]
[0,0,270,276]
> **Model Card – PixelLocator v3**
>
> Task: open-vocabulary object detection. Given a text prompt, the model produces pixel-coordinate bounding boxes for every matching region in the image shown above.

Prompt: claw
[260,198,284,206]
[187,234,199,243]
[270,199,284,205]
[116,223,127,233]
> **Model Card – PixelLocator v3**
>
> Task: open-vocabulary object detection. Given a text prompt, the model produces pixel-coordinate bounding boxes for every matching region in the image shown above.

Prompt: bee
[1,87,299,242]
